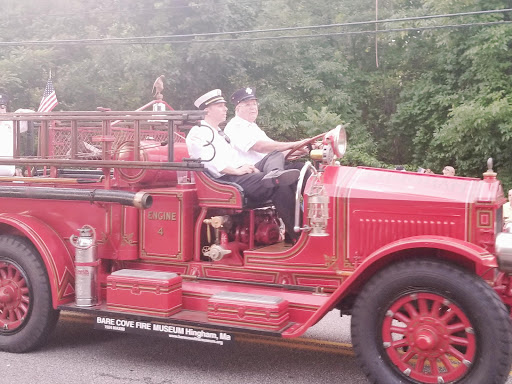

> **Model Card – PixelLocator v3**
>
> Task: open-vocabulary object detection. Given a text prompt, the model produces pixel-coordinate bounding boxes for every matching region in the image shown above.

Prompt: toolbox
[107,269,182,317]
[207,291,290,331]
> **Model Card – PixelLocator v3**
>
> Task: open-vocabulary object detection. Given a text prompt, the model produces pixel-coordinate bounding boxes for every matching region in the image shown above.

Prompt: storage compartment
[141,188,196,261]
[208,291,289,331]
[107,269,182,317]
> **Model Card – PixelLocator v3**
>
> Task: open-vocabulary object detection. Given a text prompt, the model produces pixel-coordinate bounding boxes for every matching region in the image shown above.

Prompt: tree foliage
[1,0,512,184]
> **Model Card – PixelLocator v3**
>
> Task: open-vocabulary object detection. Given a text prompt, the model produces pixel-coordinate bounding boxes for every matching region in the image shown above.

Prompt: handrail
[0,109,206,174]
[0,110,204,122]
[294,161,318,233]
[0,158,204,170]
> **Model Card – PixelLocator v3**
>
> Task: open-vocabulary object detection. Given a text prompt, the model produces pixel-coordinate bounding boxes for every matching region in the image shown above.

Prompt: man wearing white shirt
[224,87,308,164]
[186,89,301,242]
[0,94,15,177]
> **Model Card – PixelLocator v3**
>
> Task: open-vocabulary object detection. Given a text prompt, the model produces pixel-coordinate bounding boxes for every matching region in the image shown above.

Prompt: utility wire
[0,9,510,47]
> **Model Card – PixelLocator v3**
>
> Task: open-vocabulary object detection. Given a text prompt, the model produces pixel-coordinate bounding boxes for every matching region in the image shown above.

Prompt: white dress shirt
[0,120,15,176]
[224,115,272,165]
[186,120,245,178]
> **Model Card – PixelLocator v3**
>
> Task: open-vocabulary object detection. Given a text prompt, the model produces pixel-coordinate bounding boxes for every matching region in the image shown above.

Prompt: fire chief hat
[230,87,257,106]
[194,89,226,110]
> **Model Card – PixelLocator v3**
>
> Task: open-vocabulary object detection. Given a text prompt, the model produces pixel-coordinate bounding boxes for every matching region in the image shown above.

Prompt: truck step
[106,269,183,317]
[207,291,290,331]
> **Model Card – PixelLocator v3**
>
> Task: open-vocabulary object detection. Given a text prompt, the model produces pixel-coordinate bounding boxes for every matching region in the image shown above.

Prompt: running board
[58,303,295,345]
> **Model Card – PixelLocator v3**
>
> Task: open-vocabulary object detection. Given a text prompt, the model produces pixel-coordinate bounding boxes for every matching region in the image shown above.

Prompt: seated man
[186,89,301,242]
[224,87,309,165]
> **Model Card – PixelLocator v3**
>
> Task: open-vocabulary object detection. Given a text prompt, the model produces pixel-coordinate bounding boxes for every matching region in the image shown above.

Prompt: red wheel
[351,259,512,384]
[382,292,476,383]
[0,235,59,352]
[0,260,31,332]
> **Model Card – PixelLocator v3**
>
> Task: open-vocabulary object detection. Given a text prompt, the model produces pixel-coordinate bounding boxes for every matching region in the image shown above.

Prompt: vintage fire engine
[1,101,512,384]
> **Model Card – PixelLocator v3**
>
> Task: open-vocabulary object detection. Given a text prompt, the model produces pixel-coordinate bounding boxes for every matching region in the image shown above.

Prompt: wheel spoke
[430,358,440,376]
[5,265,12,280]
[403,302,419,319]
[418,297,429,316]
[446,322,466,333]
[439,308,457,324]
[416,355,426,372]
[13,307,23,321]
[18,302,29,316]
[389,325,407,334]
[449,335,469,347]
[399,349,416,363]
[12,268,21,282]
[448,345,467,362]
[391,338,408,349]
[439,354,456,372]
[393,311,411,324]
[430,299,442,317]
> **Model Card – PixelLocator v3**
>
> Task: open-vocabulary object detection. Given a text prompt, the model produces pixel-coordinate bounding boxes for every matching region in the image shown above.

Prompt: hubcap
[415,327,438,351]
[0,261,30,332]
[0,285,15,304]
[382,292,476,383]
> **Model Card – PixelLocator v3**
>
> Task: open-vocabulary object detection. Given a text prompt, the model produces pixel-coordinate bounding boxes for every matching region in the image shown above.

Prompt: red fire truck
[1,103,512,384]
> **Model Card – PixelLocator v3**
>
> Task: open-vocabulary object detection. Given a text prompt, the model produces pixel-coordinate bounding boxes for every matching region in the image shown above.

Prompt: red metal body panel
[107,269,182,317]
[0,213,75,306]
[194,172,244,208]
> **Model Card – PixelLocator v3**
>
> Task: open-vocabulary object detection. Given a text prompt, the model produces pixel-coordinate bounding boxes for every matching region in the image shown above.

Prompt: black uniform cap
[230,87,257,105]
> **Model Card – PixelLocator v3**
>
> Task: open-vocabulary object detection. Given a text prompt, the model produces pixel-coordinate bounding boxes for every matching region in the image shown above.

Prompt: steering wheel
[285,132,326,161]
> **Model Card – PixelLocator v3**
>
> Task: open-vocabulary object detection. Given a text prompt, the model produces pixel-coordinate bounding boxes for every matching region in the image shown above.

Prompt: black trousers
[220,151,298,240]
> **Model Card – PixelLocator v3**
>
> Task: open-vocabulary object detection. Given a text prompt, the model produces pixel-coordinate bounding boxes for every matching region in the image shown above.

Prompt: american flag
[37,77,58,112]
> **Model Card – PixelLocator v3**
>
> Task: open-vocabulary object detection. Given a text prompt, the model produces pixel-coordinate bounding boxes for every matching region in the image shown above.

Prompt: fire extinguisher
[70,225,98,307]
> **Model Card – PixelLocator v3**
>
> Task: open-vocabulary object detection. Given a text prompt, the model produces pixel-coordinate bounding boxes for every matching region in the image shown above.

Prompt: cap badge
[245,87,253,95]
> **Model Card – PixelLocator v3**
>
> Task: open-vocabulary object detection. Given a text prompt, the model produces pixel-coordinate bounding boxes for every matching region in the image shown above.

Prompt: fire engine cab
[1,101,512,384]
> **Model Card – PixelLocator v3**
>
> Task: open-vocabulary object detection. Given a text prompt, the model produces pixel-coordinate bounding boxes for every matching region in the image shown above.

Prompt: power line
[0,8,510,47]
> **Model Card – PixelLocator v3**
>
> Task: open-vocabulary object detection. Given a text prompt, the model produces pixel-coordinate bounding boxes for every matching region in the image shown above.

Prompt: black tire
[351,259,512,384]
[0,235,60,353]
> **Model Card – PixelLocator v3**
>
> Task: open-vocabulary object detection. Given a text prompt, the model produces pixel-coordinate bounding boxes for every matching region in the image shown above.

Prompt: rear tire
[0,235,59,352]
[351,259,512,384]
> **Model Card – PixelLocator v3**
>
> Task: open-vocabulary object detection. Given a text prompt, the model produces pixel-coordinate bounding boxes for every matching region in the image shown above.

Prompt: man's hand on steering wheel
[285,133,326,160]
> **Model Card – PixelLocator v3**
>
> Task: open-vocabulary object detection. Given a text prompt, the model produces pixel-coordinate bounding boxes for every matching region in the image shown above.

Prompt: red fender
[0,213,75,307]
[284,235,496,338]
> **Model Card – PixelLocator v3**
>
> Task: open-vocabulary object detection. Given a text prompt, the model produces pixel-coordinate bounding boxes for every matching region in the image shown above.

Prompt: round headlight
[323,124,347,158]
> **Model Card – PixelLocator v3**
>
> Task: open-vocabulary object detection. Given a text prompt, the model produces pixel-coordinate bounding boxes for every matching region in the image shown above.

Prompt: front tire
[351,259,512,384]
[0,235,59,352]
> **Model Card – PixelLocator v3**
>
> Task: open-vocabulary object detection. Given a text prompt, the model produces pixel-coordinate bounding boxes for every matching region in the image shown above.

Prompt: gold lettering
[147,211,177,221]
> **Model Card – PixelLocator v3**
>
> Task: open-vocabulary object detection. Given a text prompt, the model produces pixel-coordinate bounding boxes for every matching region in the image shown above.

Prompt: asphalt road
[0,310,511,384]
